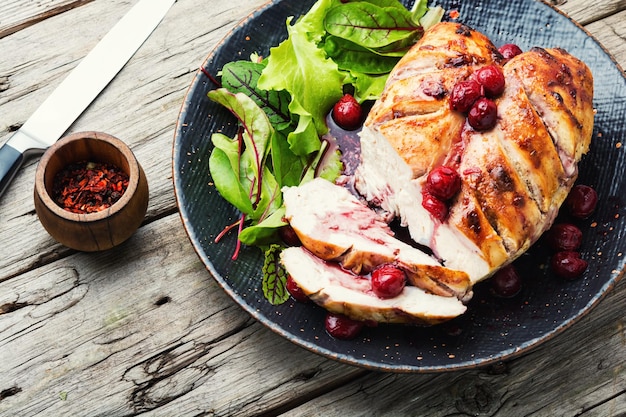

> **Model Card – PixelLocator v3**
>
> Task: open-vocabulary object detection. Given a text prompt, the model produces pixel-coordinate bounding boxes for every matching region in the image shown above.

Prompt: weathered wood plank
[586,10,626,70]
[0,0,93,39]
[0,0,267,278]
[555,0,626,25]
[0,0,625,416]
[0,213,368,416]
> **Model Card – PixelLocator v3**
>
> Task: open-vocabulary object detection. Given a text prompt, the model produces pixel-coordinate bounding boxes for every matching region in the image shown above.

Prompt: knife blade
[0,0,176,198]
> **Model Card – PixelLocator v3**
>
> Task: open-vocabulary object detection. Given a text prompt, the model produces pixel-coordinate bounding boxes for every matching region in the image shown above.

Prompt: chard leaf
[271,130,306,188]
[323,36,399,74]
[411,0,429,23]
[209,134,254,215]
[208,88,273,206]
[350,71,389,102]
[239,207,287,246]
[324,3,422,49]
[262,244,289,305]
[221,61,292,130]
[258,16,346,136]
[363,0,410,9]
[250,165,282,222]
[317,148,344,181]
[419,5,445,31]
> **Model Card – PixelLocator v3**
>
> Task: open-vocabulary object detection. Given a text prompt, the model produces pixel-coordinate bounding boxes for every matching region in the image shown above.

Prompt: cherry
[279,224,301,246]
[371,264,406,299]
[426,166,461,200]
[286,275,310,303]
[450,79,483,113]
[546,223,583,252]
[498,43,523,60]
[467,97,497,131]
[325,312,364,339]
[490,264,522,298]
[475,65,505,97]
[551,251,588,280]
[565,184,598,219]
[332,94,363,130]
[422,191,449,221]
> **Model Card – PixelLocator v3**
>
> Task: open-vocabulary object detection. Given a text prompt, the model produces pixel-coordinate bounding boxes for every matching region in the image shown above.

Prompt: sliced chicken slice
[282,178,471,299]
[281,246,467,325]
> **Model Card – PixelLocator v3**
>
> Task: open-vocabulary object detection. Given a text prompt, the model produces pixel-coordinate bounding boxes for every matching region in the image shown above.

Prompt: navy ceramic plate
[173,0,626,372]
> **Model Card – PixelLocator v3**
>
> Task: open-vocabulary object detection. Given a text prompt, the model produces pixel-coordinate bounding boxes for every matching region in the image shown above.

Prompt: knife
[0,0,176,198]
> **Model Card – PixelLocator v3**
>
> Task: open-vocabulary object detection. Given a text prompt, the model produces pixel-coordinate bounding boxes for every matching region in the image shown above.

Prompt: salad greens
[208,0,443,304]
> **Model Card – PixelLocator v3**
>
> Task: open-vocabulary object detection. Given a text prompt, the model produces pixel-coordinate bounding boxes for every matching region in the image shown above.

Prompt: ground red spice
[52,161,129,214]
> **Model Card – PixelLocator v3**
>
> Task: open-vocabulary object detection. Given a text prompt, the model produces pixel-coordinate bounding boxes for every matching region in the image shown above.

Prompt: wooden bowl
[34,131,149,251]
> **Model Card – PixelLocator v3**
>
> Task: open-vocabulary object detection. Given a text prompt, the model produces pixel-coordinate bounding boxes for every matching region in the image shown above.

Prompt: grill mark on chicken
[506,47,593,173]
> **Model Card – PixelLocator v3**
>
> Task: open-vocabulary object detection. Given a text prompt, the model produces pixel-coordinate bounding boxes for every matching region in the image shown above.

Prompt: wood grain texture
[0,0,94,39]
[0,0,625,415]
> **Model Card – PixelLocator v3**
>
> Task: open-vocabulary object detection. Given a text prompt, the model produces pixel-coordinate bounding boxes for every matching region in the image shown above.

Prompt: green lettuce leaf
[258,16,346,136]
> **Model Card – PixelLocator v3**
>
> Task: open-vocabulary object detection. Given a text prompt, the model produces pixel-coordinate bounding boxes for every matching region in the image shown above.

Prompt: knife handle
[0,143,25,198]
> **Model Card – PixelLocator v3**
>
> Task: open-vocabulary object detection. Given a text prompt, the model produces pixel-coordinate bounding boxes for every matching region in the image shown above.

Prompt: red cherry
[551,251,588,280]
[546,223,583,252]
[279,225,301,246]
[450,79,483,113]
[498,43,523,60]
[426,166,461,200]
[422,191,449,221]
[325,312,364,339]
[370,264,406,299]
[490,264,522,298]
[475,65,505,97]
[467,97,497,131]
[332,94,363,130]
[286,275,309,303]
[565,185,598,219]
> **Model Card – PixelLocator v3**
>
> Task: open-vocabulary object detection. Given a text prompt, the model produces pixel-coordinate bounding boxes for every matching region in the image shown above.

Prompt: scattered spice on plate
[52,161,129,214]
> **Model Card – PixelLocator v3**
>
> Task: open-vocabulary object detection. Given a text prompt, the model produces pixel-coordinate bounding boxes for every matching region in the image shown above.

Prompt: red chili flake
[51,161,130,214]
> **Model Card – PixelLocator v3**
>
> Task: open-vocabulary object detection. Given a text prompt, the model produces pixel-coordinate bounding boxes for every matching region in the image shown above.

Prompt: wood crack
[0,0,95,39]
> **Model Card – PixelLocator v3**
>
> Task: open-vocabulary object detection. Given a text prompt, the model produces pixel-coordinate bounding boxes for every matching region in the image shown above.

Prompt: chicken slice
[282,178,471,299]
[281,246,467,325]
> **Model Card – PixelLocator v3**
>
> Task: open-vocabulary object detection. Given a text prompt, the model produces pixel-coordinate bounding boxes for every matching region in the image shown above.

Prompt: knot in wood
[452,376,500,416]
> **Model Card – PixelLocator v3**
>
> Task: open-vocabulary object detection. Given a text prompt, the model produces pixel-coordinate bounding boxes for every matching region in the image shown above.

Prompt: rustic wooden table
[1,0,625,415]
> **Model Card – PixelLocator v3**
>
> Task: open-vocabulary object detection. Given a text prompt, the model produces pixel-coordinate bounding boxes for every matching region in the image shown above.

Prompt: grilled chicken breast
[356,22,594,283]
[280,22,594,324]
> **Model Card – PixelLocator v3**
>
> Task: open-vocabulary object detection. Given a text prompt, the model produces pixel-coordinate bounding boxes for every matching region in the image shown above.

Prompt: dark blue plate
[173,0,626,372]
